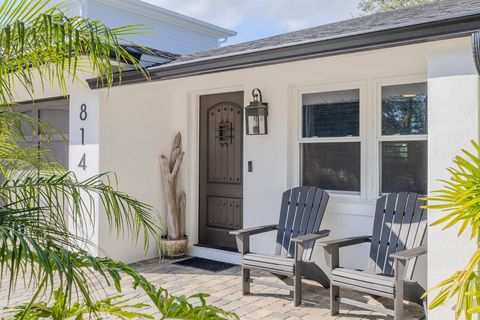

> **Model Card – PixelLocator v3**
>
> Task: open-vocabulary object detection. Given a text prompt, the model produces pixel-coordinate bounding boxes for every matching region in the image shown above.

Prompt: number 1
[80,128,85,145]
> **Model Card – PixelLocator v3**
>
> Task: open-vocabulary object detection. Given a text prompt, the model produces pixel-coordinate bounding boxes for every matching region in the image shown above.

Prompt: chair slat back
[275,187,329,259]
[368,192,427,279]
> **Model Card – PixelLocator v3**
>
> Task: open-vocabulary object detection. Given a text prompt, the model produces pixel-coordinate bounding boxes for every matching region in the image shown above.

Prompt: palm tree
[0,1,233,319]
[0,0,156,303]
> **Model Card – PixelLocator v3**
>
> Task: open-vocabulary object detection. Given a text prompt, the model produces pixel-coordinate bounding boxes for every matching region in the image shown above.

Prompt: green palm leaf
[424,140,480,318]
[0,1,237,319]
[0,0,158,313]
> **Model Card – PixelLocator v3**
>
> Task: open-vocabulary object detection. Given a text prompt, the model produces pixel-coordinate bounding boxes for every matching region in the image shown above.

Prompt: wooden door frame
[185,86,245,248]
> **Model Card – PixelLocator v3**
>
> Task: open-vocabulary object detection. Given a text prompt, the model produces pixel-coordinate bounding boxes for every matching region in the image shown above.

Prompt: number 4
[78,153,87,170]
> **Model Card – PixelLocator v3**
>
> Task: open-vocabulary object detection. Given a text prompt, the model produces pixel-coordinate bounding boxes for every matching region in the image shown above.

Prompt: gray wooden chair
[230,186,330,306]
[320,192,427,319]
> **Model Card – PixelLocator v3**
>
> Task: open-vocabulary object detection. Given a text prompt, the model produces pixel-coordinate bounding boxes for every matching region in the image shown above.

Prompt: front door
[199,91,243,249]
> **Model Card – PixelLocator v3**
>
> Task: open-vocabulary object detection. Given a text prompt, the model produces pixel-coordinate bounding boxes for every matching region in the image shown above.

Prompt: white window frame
[373,75,428,197]
[294,80,368,199]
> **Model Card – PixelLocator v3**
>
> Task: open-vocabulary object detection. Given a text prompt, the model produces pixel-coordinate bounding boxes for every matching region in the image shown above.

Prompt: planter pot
[159,236,188,259]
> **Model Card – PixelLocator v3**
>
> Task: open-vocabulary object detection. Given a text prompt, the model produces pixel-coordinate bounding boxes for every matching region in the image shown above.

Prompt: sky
[142,0,363,45]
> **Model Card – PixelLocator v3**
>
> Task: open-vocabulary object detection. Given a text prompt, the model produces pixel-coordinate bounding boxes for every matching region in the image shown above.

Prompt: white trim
[90,0,236,38]
[292,80,367,199]
[289,72,428,201]
[186,85,244,249]
[377,135,428,141]
[373,74,428,197]
[187,246,241,265]
[298,137,362,143]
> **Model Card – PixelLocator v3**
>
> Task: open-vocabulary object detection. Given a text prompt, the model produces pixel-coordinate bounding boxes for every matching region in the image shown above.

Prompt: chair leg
[242,267,250,295]
[330,284,340,315]
[294,271,302,306]
[394,259,406,320]
[394,292,404,320]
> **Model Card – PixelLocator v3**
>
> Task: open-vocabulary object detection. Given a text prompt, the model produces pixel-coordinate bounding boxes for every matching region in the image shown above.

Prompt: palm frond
[0,0,148,104]
[0,108,64,175]
[424,140,480,318]
[0,0,157,306]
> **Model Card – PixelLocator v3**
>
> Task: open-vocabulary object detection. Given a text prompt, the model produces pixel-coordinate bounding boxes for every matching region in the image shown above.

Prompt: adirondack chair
[320,192,427,319]
[230,186,330,306]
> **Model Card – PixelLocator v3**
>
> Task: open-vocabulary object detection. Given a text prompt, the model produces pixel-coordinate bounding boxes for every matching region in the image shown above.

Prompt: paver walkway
[1,257,424,319]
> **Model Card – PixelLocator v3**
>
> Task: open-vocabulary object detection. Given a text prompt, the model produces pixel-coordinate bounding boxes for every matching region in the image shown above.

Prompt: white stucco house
[14,0,480,318]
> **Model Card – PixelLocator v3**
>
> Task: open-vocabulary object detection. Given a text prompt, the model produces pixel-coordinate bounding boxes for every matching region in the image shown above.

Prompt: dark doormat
[173,257,236,272]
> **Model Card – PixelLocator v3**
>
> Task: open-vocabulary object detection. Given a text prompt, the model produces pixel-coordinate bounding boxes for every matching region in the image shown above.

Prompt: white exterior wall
[427,44,480,319]
[93,38,469,276]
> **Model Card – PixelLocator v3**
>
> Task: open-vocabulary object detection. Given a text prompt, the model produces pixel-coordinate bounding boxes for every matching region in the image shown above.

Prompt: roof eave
[87,12,480,89]
[92,0,236,38]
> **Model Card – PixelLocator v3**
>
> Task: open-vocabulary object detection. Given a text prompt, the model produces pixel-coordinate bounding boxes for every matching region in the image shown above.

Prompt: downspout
[472,31,480,75]
[218,37,228,47]
[73,0,88,18]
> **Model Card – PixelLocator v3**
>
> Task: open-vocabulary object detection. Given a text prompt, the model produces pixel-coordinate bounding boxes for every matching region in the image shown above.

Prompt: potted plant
[159,132,187,258]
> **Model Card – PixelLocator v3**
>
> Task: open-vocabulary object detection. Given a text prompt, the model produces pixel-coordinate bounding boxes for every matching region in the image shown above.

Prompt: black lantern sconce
[245,88,268,135]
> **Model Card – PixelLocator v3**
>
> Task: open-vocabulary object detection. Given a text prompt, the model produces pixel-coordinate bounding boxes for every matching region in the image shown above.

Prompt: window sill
[328,193,377,206]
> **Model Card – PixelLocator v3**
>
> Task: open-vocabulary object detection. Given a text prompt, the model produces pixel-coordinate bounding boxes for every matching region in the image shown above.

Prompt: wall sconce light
[245,88,268,135]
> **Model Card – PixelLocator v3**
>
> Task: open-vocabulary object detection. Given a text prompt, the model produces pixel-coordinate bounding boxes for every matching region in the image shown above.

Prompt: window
[379,82,427,194]
[296,80,428,198]
[17,98,69,168]
[302,89,359,138]
[300,89,361,193]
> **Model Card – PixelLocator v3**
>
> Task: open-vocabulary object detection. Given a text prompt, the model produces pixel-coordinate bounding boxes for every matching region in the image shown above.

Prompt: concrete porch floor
[1,257,424,319]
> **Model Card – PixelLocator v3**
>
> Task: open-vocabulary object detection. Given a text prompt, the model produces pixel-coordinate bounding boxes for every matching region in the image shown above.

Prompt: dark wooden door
[199,91,243,249]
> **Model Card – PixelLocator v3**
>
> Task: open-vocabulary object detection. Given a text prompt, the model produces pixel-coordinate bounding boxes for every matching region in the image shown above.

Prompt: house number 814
[78,104,87,170]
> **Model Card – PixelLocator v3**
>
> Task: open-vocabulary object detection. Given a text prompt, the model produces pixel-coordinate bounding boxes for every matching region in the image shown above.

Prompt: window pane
[39,108,69,134]
[381,141,427,194]
[15,109,34,138]
[40,141,68,168]
[382,82,427,135]
[302,89,359,138]
[302,142,361,192]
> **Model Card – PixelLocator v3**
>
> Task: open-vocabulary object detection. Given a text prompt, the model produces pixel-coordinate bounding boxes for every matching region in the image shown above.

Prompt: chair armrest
[230,224,278,254]
[293,230,330,262]
[390,245,427,261]
[229,224,278,236]
[292,230,330,244]
[318,235,372,248]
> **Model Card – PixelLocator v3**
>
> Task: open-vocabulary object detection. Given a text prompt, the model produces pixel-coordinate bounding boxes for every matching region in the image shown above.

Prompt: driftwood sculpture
[160,132,186,240]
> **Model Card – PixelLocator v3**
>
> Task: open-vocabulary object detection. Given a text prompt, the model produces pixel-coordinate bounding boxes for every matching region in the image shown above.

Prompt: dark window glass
[17,109,34,139]
[302,142,361,192]
[40,141,68,168]
[382,83,427,135]
[16,100,69,168]
[302,89,359,138]
[381,141,427,194]
[39,108,69,134]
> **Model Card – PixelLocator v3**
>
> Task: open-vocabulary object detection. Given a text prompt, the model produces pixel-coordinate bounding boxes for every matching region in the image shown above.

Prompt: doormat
[173,257,236,272]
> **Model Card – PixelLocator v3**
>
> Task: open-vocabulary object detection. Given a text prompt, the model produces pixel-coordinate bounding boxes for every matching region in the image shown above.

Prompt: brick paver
[0,258,424,319]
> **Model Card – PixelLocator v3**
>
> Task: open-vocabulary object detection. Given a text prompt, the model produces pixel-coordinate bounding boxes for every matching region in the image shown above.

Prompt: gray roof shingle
[89,0,480,88]
[171,0,480,65]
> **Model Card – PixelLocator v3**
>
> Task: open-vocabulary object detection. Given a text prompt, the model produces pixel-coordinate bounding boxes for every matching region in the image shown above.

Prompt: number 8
[80,104,87,121]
